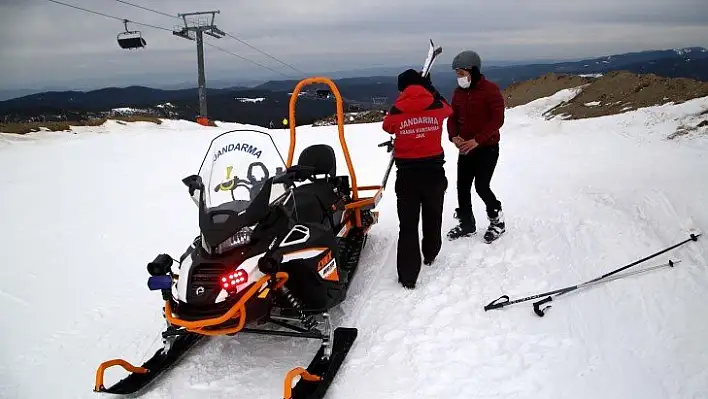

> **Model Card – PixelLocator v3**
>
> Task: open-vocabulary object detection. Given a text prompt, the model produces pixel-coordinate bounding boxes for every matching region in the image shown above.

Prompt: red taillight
[221,269,248,290]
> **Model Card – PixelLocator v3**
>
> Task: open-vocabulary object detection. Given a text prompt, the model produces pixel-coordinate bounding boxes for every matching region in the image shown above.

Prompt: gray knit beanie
[451,50,482,71]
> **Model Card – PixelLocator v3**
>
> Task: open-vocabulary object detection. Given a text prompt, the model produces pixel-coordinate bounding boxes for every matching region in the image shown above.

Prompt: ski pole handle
[484,295,510,311]
[377,139,394,153]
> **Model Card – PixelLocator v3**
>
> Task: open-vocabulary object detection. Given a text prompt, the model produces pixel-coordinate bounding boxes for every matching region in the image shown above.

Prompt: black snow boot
[398,277,415,289]
[447,208,476,240]
[483,210,505,243]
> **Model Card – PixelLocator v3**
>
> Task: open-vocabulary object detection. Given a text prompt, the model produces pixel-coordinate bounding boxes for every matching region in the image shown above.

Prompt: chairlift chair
[117,19,146,50]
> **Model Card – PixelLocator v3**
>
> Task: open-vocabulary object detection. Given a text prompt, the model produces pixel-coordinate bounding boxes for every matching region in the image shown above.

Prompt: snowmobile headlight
[216,226,253,254]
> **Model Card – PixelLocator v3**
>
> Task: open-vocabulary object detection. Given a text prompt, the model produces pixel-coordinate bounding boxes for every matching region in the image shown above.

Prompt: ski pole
[532,259,679,317]
[484,232,702,312]
[381,156,395,189]
[378,139,395,189]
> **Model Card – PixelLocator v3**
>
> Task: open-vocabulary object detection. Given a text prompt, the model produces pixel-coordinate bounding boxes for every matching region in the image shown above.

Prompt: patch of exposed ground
[544,71,708,120]
[0,116,164,134]
[667,108,708,140]
[313,109,387,126]
[502,73,595,108]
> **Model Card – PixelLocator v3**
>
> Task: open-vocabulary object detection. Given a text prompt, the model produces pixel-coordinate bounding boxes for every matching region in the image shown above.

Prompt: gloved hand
[421,75,446,103]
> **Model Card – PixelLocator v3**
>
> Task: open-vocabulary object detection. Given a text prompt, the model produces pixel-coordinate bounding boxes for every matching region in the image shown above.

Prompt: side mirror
[182,174,204,196]
[183,174,204,207]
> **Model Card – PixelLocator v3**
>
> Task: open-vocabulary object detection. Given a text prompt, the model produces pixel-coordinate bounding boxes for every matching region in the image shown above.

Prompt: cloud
[1,0,707,90]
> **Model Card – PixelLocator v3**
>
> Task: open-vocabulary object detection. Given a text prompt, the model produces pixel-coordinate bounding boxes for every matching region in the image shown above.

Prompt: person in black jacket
[382,69,453,289]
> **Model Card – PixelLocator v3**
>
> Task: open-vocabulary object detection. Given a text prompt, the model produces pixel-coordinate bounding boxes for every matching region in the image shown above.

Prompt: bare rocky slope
[507,71,708,119]
[501,73,595,108]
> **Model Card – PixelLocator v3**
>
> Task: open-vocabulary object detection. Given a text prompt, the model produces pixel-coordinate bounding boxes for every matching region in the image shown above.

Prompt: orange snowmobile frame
[287,77,384,228]
[94,272,290,392]
[94,77,378,398]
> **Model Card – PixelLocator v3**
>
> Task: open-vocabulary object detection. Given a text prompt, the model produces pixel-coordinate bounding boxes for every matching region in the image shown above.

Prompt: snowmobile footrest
[286,327,358,399]
[94,333,203,395]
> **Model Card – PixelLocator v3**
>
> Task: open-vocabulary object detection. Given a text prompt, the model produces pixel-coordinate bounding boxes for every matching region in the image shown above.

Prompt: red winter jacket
[447,76,505,146]
[382,85,453,162]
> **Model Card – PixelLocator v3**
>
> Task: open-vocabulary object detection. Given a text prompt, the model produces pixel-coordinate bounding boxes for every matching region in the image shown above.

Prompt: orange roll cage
[287,77,384,227]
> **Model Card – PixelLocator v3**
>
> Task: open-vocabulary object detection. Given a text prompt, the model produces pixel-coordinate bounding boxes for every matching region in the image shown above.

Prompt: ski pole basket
[287,77,385,228]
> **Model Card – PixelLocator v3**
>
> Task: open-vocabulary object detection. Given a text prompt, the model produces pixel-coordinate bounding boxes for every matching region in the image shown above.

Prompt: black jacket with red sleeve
[382,84,453,170]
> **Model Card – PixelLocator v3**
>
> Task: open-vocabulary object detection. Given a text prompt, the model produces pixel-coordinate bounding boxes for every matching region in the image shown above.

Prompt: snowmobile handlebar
[273,165,319,185]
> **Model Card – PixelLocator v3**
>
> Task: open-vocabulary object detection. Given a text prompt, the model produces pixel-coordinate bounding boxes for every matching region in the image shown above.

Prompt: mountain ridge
[2,46,707,129]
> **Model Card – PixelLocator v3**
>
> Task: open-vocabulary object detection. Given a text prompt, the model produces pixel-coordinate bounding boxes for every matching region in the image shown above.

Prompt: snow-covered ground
[236,97,266,103]
[1,91,707,399]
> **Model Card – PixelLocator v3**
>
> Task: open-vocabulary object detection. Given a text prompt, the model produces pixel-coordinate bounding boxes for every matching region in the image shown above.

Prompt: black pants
[457,144,502,224]
[395,167,447,285]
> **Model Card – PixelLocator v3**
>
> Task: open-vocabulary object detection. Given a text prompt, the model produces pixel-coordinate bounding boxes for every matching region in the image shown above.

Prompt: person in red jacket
[446,50,506,243]
[382,69,453,289]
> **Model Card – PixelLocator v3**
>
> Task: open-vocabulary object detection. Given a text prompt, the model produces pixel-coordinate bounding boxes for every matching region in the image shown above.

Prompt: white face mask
[457,76,471,88]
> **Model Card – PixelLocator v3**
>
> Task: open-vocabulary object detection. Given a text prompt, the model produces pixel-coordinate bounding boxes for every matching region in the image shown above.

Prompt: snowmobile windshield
[195,129,288,248]
[198,130,287,211]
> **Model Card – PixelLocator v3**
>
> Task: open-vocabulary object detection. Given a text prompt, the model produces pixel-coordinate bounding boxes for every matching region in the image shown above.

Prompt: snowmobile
[93,77,392,398]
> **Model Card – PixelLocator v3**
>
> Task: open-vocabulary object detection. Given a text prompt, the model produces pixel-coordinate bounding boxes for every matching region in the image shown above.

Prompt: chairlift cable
[203,42,294,78]
[109,0,306,76]
[46,0,300,78]
[46,0,171,31]
[113,0,176,19]
[223,32,307,76]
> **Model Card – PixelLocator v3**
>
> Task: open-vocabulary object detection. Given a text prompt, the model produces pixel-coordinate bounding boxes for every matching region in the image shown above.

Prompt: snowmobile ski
[94,332,204,395]
[285,327,358,399]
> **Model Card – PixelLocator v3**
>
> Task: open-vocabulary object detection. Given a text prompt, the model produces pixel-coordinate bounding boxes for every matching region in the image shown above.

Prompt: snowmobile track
[341,234,397,327]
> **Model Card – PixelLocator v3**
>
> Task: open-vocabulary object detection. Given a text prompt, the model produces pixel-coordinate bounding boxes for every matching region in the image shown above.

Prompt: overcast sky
[1,0,707,91]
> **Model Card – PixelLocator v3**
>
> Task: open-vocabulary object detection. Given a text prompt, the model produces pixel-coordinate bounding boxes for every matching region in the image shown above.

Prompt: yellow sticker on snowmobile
[217,165,235,191]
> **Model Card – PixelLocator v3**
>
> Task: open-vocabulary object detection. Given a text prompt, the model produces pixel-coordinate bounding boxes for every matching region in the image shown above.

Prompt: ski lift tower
[172,11,225,125]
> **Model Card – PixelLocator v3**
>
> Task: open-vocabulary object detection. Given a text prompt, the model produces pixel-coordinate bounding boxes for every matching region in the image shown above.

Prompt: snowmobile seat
[291,144,348,229]
[297,144,350,196]
[297,144,336,178]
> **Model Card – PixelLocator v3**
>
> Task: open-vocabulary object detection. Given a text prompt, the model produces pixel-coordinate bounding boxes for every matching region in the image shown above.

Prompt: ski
[421,39,443,78]
[94,332,205,395]
[286,327,358,399]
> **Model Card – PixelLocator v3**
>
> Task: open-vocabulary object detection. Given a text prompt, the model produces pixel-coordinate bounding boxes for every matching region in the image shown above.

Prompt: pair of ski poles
[484,233,702,317]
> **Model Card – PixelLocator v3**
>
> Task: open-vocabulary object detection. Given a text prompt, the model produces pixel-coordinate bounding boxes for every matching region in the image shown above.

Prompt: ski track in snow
[1,96,708,398]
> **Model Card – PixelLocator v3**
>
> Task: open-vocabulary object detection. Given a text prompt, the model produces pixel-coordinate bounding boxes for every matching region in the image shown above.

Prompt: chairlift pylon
[117,19,146,50]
